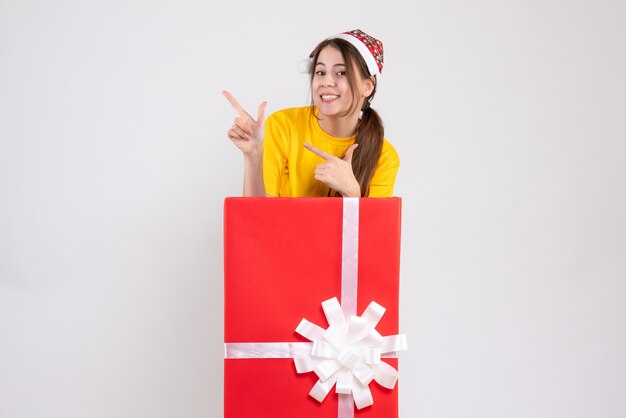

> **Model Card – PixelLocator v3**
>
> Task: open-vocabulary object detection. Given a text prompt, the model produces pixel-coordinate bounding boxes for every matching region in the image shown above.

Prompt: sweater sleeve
[368,140,400,197]
[262,112,289,197]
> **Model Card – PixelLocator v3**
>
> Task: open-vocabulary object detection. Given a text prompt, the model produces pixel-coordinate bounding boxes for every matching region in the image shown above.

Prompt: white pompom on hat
[298,57,313,74]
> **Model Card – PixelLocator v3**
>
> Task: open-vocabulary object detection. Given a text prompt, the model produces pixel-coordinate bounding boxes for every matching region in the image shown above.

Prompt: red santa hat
[299,29,384,79]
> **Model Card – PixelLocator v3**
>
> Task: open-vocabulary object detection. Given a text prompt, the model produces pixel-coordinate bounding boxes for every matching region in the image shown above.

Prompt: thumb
[344,143,358,163]
[257,101,267,123]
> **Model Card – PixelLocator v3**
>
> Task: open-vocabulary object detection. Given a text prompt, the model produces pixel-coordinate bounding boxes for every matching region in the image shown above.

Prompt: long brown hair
[309,38,384,197]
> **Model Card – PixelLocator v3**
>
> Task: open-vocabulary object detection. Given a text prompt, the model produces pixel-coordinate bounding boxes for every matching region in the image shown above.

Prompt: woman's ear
[361,76,375,98]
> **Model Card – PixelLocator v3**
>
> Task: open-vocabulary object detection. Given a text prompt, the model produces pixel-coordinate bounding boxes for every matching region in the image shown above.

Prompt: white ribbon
[224,342,312,358]
[224,198,407,417]
[341,197,360,318]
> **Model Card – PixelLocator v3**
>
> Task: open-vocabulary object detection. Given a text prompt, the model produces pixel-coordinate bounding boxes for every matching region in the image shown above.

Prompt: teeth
[321,94,339,100]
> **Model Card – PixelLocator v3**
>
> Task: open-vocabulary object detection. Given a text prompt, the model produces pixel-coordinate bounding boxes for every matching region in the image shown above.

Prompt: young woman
[224,29,399,197]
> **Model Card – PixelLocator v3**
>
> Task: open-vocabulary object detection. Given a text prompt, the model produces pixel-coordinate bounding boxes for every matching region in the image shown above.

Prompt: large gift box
[224,197,406,418]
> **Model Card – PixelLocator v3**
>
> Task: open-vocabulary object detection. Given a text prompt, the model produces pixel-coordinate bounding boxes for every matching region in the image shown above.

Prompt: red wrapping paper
[224,197,402,418]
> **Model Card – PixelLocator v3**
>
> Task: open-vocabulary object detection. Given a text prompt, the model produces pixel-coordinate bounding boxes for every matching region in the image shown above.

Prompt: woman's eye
[315,71,325,76]
[337,71,346,76]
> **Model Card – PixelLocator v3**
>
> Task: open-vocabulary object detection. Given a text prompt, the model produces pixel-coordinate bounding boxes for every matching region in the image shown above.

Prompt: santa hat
[299,29,384,79]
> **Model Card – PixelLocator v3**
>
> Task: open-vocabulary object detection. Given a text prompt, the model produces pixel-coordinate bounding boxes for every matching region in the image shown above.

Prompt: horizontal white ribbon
[224,342,399,360]
[225,342,312,358]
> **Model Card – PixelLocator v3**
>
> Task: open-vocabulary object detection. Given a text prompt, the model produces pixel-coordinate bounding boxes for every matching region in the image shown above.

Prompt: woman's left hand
[304,142,361,197]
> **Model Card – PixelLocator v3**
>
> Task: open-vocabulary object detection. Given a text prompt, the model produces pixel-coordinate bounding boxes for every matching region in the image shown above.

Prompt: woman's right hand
[223,90,267,156]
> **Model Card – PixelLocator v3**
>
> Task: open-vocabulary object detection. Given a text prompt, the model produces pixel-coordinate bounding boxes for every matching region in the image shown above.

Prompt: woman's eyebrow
[315,62,346,68]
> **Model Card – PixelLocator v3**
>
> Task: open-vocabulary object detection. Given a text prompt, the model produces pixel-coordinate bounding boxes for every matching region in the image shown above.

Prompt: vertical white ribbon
[341,197,360,319]
[339,197,360,418]
[338,393,355,418]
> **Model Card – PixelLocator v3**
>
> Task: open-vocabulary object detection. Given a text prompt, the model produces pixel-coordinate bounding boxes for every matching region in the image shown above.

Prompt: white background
[1,1,625,417]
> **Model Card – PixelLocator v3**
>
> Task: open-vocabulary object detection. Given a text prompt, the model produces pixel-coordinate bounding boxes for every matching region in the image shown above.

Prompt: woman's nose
[322,75,335,87]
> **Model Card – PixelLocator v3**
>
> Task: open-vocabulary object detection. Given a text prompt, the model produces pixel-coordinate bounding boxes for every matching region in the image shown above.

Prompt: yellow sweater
[263,107,399,197]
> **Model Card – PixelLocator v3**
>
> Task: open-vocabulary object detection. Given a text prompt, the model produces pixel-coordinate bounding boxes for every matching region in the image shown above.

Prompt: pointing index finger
[303,142,334,160]
[222,90,248,117]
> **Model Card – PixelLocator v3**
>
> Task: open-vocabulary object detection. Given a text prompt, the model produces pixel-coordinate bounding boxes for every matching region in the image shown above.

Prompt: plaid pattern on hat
[327,29,384,79]
[341,29,384,74]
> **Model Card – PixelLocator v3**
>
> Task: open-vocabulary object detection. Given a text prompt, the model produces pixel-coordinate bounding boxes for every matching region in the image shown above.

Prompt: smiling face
[311,46,352,118]
[311,44,374,121]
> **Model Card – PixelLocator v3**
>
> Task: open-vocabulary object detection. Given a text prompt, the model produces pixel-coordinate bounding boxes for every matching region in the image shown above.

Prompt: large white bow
[293,297,408,410]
